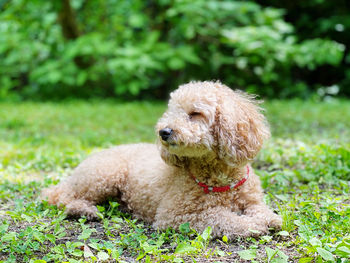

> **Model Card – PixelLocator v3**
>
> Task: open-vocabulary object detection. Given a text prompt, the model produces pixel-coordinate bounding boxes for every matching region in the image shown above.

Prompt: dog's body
[42,81,282,238]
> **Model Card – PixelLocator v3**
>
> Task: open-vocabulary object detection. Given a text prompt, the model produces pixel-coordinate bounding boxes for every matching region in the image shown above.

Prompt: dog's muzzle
[159,128,173,142]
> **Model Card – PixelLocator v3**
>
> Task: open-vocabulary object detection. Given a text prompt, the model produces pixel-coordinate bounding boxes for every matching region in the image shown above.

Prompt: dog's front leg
[154,207,271,239]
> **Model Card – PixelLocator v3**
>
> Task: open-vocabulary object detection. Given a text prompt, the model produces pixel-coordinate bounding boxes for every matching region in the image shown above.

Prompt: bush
[256,0,350,97]
[0,0,344,99]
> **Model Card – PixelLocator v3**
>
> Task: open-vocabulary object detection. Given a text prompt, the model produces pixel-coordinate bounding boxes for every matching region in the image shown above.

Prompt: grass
[0,99,350,263]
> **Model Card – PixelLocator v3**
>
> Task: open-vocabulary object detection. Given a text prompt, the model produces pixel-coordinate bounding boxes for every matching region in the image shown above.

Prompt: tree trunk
[57,0,93,69]
[58,0,80,40]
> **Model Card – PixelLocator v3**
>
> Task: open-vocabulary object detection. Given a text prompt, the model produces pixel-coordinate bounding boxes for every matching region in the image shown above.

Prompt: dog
[42,81,282,238]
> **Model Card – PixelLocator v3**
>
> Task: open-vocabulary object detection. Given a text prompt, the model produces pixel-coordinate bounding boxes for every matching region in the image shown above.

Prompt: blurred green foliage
[257,0,350,97]
[0,0,345,100]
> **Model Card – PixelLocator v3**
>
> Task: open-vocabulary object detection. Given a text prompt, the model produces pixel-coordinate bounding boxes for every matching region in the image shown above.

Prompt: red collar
[190,166,249,194]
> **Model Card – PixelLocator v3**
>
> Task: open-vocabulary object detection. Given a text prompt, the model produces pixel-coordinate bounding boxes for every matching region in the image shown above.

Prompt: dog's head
[156,81,270,167]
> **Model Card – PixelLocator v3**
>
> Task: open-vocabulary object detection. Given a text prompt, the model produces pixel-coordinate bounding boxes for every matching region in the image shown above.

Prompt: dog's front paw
[234,223,269,238]
[268,214,282,230]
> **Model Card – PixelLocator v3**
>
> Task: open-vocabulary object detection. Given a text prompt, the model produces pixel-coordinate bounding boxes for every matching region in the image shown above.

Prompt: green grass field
[1,100,350,263]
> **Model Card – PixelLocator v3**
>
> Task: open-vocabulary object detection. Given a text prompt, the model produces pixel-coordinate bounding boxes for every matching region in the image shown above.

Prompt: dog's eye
[189,112,202,120]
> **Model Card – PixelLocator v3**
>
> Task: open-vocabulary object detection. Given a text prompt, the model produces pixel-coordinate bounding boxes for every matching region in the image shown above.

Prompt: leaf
[46,233,56,244]
[335,246,350,257]
[110,248,120,260]
[140,241,158,254]
[271,258,288,263]
[71,250,83,257]
[275,250,289,263]
[72,241,85,248]
[237,249,257,260]
[265,247,278,262]
[316,247,334,262]
[1,232,16,242]
[97,251,110,261]
[309,237,322,247]
[97,206,105,212]
[222,235,228,243]
[33,231,46,244]
[179,222,190,234]
[298,225,312,241]
[0,224,9,233]
[201,227,212,241]
[175,243,197,254]
[21,214,33,222]
[52,244,65,254]
[168,57,185,70]
[294,220,302,226]
[260,235,273,244]
[78,228,93,240]
[278,231,289,236]
[109,201,120,209]
[84,245,95,259]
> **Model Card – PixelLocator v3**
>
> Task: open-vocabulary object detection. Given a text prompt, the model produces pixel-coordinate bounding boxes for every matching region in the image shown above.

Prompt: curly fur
[42,81,282,238]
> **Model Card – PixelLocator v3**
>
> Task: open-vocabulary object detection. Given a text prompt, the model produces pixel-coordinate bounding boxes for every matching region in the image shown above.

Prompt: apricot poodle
[42,81,282,238]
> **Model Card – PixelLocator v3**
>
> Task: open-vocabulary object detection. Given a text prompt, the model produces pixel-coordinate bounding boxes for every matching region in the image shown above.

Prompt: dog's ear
[214,90,270,166]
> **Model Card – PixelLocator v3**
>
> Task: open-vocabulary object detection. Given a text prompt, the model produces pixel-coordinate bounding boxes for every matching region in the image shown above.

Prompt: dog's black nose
[159,128,173,141]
